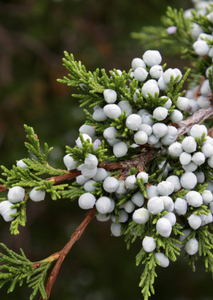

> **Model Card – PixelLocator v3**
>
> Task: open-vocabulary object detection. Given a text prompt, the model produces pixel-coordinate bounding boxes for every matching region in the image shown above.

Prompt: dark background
[1,0,213,299]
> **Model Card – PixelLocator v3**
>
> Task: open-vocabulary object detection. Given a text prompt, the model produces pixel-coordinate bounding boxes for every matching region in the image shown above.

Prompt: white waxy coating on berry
[103,177,119,193]
[79,124,96,137]
[158,76,168,91]
[179,152,192,165]
[168,142,183,157]
[193,40,210,56]
[111,209,128,223]
[132,208,150,224]
[185,238,199,255]
[125,175,137,190]
[188,214,202,230]
[148,134,159,145]
[30,188,46,202]
[142,79,159,97]
[200,79,210,96]
[76,134,92,149]
[155,253,170,268]
[81,165,97,178]
[152,123,168,138]
[63,154,78,171]
[126,114,142,130]
[138,124,152,136]
[157,181,174,196]
[131,192,144,207]
[134,131,148,145]
[118,100,133,116]
[187,99,199,114]
[170,109,183,122]
[142,236,156,253]
[202,190,213,204]
[197,95,211,108]
[206,66,213,78]
[163,212,176,226]
[179,229,192,243]
[116,180,127,195]
[110,223,122,237]
[201,143,213,157]
[153,141,162,148]
[166,175,181,192]
[174,198,187,215]
[103,104,122,119]
[207,156,213,168]
[103,89,117,103]
[164,97,172,109]
[123,200,135,213]
[156,218,172,237]
[204,136,213,146]
[92,168,108,182]
[167,25,178,34]
[180,172,197,190]
[143,50,162,67]
[141,113,154,126]
[78,193,96,210]
[0,201,17,222]
[161,196,174,212]
[76,175,90,185]
[200,212,213,226]
[182,136,197,153]
[176,96,190,111]
[161,126,178,146]
[16,159,27,169]
[134,67,148,81]
[107,138,122,146]
[153,107,168,121]
[103,127,117,140]
[96,213,111,222]
[92,107,107,121]
[182,161,198,172]
[96,196,112,214]
[146,185,158,199]
[7,186,25,204]
[191,23,203,39]
[113,142,128,158]
[84,153,98,170]
[84,180,96,192]
[192,152,205,165]
[131,57,146,70]
[163,68,177,85]
[173,68,182,82]
[149,65,163,79]
[186,191,203,207]
[137,172,149,183]
[137,109,148,118]
[194,171,205,183]
[147,197,164,214]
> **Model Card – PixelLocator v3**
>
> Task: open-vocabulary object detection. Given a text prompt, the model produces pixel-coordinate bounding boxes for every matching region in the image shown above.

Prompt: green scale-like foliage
[0,243,52,300]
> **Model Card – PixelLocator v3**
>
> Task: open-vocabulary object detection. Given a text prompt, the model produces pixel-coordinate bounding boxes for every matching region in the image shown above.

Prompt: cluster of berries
[60,50,213,266]
[0,186,45,221]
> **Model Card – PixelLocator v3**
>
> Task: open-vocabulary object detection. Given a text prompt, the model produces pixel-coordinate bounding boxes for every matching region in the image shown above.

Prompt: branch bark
[39,206,97,300]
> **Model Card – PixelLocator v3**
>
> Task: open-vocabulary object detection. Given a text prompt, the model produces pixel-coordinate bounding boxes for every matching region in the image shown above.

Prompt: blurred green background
[1,0,213,299]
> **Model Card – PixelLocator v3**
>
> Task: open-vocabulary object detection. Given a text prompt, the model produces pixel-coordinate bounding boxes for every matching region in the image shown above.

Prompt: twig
[175,105,213,140]
[39,206,97,300]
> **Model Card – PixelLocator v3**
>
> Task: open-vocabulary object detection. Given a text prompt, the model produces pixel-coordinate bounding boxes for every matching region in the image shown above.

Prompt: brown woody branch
[175,105,213,140]
[39,206,97,300]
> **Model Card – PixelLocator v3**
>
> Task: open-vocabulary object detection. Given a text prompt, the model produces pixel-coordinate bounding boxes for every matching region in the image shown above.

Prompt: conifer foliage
[1,1,213,299]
